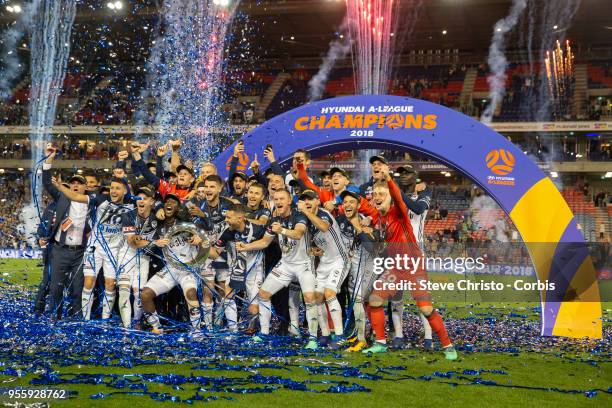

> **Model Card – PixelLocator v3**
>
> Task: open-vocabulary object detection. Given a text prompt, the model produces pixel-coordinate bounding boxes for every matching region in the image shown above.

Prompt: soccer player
[140,194,204,334]
[336,190,380,352]
[368,169,457,359]
[209,204,266,332]
[245,182,270,226]
[117,187,161,329]
[390,164,433,350]
[53,176,134,321]
[297,189,349,349]
[187,174,235,331]
[236,189,320,349]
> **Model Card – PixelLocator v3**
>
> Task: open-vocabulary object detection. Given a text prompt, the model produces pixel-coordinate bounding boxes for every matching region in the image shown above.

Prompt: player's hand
[249,154,259,172]
[233,141,244,157]
[310,246,324,257]
[154,238,170,247]
[271,222,283,234]
[263,146,275,162]
[415,182,426,192]
[183,190,195,201]
[44,143,56,162]
[296,200,308,213]
[323,200,336,212]
[380,167,391,181]
[117,150,129,160]
[185,159,194,169]
[236,242,249,252]
[188,234,202,246]
[189,206,205,218]
[359,216,372,227]
[156,208,166,220]
[157,144,168,157]
[170,139,182,150]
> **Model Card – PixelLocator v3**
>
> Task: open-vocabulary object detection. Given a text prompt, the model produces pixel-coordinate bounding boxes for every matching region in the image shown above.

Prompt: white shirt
[54,201,88,245]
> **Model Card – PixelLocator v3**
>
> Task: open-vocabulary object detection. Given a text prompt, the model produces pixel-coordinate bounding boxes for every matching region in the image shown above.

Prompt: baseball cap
[135,186,155,198]
[369,155,388,165]
[396,164,416,173]
[340,189,360,202]
[329,167,349,179]
[230,172,248,182]
[164,193,182,203]
[299,189,318,200]
[68,174,87,184]
[176,164,195,177]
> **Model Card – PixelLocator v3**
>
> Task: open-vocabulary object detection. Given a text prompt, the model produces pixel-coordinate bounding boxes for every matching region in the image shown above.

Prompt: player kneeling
[140,194,204,334]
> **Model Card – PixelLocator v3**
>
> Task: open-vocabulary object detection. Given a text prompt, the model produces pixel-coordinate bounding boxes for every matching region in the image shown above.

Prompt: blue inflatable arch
[214,95,602,339]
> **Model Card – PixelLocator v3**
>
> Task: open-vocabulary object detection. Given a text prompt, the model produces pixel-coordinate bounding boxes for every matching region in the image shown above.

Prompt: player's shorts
[117,250,150,289]
[315,259,348,294]
[261,260,315,295]
[145,264,197,296]
[347,250,376,300]
[245,262,264,303]
[200,264,230,284]
[83,246,121,280]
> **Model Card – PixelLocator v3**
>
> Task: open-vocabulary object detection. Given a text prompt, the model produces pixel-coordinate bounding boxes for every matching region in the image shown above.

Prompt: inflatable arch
[214,95,602,339]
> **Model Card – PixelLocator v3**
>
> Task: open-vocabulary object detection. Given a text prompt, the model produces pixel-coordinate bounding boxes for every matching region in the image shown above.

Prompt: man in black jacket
[33,200,56,315]
[41,145,91,320]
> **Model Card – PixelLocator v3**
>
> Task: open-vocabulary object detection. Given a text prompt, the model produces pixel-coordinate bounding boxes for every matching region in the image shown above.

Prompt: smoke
[0,0,40,99]
[481,0,527,124]
[308,21,350,102]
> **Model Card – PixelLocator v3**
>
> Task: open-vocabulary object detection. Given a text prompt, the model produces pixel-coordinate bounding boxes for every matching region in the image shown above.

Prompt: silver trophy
[162,222,211,268]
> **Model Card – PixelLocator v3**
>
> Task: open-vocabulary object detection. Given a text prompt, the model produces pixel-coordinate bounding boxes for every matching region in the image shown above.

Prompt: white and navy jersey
[266,209,310,264]
[197,196,233,241]
[307,208,348,264]
[246,205,271,222]
[408,189,431,247]
[216,221,266,275]
[336,214,379,256]
[88,193,134,250]
[121,212,159,256]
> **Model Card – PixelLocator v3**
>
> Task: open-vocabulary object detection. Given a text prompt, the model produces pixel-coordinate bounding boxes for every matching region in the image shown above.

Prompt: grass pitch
[0,259,609,408]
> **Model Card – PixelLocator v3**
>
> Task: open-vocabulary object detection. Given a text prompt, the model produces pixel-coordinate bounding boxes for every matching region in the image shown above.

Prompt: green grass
[0,259,610,407]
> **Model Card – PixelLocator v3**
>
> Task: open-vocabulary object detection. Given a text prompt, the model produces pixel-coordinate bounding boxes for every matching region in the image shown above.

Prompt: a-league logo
[486,148,515,176]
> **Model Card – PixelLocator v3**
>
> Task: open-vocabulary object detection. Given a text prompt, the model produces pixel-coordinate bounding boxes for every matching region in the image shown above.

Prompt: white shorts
[117,250,150,290]
[83,246,121,280]
[245,262,264,304]
[144,265,197,296]
[261,260,315,296]
[200,264,230,284]
[315,259,348,294]
[347,250,376,300]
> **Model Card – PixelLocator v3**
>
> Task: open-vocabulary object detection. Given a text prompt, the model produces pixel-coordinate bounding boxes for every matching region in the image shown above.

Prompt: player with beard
[140,194,204,334]
[187,175,235,331]
[208,204,266,333]
[389,164,433,350]
[117,187,162,329]
[367,169,457,359]
[53,176,134,321]
[336,190,380,352]
[229,172,249,204]
[245,183,270,226]
[297,189,349,349]
[236,189,320,348]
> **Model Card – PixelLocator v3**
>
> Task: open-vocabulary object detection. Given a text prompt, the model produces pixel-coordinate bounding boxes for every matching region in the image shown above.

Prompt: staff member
[42,145,90,320]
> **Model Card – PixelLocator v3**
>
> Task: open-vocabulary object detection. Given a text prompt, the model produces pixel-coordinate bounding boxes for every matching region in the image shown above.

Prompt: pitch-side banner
[0,248,42,259]
[213,95,602,339]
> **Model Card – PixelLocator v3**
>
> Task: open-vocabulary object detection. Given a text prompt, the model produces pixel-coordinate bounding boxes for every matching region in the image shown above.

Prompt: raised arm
[237,233,275,252]
[54,182,89,204]
[297,202,330,232]
[296,162,333,203]
[169,139,181,173]
[131,146,161,189]
[41,146,61,201]
[387,176,409,223]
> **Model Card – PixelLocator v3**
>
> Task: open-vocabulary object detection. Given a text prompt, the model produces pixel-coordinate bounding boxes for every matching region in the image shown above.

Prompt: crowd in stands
[0,173,28,249]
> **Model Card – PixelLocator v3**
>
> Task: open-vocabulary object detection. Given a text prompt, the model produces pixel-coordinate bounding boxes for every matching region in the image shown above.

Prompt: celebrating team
[35,139,457,359]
